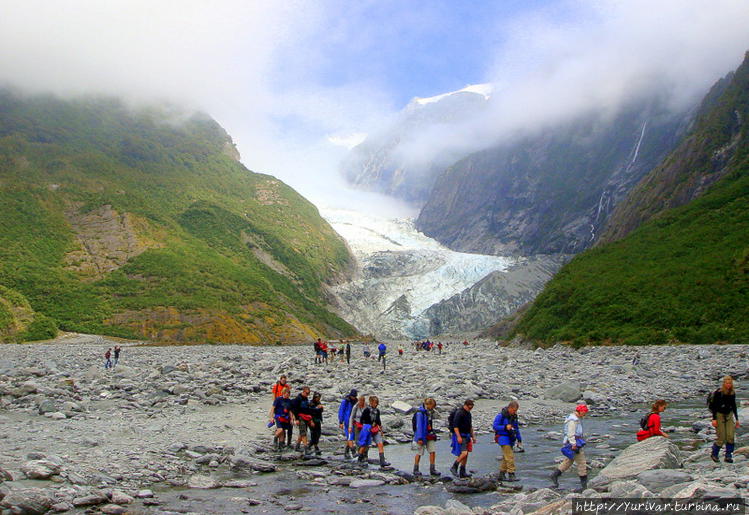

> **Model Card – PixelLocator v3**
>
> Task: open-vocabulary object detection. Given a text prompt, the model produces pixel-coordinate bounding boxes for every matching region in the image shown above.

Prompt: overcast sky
[1,0,748,215]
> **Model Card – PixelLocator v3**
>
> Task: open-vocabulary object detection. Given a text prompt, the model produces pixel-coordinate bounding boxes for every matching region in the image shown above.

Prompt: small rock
[135,489,154,498]
[100,504,129,514]
[21,459,61,480]
[72,492,108,507]
[188,474,220,489]
[110,490,134,505]
[350,479,385,488]
[391,400,413,414]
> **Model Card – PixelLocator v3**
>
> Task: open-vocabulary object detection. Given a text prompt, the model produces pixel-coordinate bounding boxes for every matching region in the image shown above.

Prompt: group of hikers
[313,339,390,372]
[269,373,740,488]
[103,346,121,369]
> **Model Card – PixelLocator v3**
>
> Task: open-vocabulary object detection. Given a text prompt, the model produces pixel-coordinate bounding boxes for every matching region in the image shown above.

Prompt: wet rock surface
[0,334,747,513]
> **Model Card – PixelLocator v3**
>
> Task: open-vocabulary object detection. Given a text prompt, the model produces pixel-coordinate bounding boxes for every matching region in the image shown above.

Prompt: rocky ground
[0,334,747,514]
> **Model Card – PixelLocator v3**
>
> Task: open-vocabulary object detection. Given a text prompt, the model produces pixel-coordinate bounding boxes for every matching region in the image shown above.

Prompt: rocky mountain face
[341,86,491,204]
[416,95,692,256]
[511,52,749,345]
[0,90,356,344]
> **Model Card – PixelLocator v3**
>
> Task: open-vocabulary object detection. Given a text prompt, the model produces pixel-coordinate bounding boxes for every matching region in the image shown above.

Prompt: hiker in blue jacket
[413,398,439,476]
[338,389,358,459]
[493,401,523,482]
[377,342,387,372]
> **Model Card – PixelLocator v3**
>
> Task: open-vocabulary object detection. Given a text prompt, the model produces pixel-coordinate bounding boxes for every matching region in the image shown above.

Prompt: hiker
[357,395,390,468]
[550,403,589,491]
[338,389,358,459]
[398,346,404,357]
[271,375,290,399]
[363,344,371,358]
[348,395,367,459]
[291,386,313,454]
[710,376,740,463]
[493,401,524,482]
[413,398,439,476]
[345,341,351,364]
[104,348,113,370]
[437,342,443,354]
[636,400,669,441]
[377,342,387,372]
[309,392,324,456]
[113,346,121,367]
[450,399,476,478]
[320,340,329,365]
[632,352,641,366]
[268,386,294,451]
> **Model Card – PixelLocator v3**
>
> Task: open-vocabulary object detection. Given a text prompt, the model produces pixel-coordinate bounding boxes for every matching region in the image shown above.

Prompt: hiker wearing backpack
[291,386,314,455]
[709,376,740,463]
[377,342,387,372]
[356,396,390,468]
[338,389,358,459]
[348,395,368,459]
[636,400,668,441]
[412,398,439,477]
[268,386,294,451]
[550,403,589,491]
[449,399,476,478]
[493,401,523,482]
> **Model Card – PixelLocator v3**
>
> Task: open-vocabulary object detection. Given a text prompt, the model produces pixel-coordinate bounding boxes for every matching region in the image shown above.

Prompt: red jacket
[636,412,664,441]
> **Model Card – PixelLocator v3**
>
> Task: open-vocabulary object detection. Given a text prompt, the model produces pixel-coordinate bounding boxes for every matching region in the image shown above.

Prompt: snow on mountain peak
[413,83,493,106]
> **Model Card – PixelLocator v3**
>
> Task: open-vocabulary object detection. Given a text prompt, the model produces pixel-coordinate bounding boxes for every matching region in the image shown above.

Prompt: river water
[145,398,744,514]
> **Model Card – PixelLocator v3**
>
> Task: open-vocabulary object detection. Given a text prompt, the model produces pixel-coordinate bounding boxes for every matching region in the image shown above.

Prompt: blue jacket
[413,406,435,442]
[378,343,386,354]
[493,408,522,445]
[338,397,355,425]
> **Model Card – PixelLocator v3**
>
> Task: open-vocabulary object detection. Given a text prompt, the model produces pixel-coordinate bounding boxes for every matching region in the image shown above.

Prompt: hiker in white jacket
[550,403,589,491]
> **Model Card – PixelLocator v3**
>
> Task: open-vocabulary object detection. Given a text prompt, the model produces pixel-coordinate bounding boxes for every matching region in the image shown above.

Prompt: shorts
[370,431,383,446]
[276,420,291,430]
[298,419,310,435]
[414,439,436,455]
[459,440,470,453]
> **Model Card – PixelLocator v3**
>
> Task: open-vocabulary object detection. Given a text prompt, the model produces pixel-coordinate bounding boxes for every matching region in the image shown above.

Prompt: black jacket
[361,406,382,427]
[453,407,472,434]
[711,390,738,419]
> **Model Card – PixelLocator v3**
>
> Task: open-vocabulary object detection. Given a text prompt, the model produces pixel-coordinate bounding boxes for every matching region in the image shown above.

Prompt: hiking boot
[344,447,351,459]
[314,445,322,456]
[726,443,735,463]
[498,471,507,482]
[430,464,440,476]
[413,464,422,476]
[573,475,588,493]
[725,456,734,463]
[508,473,518,482]
[711,444,721,463]
[550,469,562,488]
[458,466,472,479]
[379,453,390,467]
[449,462,459,477]
[295,443,301,452]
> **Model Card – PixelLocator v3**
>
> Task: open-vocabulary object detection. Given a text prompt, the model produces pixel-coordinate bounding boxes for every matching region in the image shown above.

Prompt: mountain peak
[412,83,493,106]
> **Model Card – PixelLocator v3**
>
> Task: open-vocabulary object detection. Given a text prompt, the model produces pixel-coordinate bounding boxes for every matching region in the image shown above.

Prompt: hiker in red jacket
[637,400,669,441]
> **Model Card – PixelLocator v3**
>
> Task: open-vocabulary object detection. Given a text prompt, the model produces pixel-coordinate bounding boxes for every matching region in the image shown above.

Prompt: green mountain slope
[510,54,749,346]
[0,90,357,344]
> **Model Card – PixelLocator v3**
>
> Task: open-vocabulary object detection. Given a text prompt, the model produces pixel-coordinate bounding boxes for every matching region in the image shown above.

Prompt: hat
[576,403,589,414]
[348,389,358,398]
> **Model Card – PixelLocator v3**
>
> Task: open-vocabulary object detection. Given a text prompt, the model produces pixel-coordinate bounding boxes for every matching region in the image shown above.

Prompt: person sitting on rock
[268,386,294,451]
[309,392,324,456]
[636,400,669,441]
[338,389,358,459]
[493,400,523,482]
[291,386,313,454]
[356,395,390,468]
[348,395,368,459]
[710,376,740,463]
[413,397,439,476]
[450,399,476,478]
[550,403,589,491]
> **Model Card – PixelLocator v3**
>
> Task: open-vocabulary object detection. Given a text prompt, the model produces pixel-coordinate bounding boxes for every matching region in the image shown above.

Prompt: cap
[576,403,589,414]
[348,389,358,398]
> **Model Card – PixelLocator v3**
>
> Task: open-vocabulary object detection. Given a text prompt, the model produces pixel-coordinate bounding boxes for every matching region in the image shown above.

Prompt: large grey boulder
[21,459,61,479]
[591,436,682,488]
[0,488,55,514]
[544,381,581,402]
[637,469,693,492]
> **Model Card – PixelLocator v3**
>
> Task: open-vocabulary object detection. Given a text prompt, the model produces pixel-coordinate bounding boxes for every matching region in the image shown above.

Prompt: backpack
[639,413,653,430]
[447,406,460,432]
[707,390,717,411]
[412,411,419,433]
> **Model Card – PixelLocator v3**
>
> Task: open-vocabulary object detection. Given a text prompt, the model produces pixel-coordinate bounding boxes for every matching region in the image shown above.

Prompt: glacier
[323,208,517,339]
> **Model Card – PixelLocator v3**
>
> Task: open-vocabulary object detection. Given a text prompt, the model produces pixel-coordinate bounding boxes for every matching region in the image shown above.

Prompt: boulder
[100,504,129,514]
[544,381,581,402]
[637,469,693,492]
[582,390,607,406]
[72,491,108,507]
[414,507,446,515]
[349,479,385,488]
[37,399,58,415]
[110,490,134,504]
[591,436,682,488]
[444,499,473,515]
[21,459,62,479]
[187,475,220,489]
[391,400,413,414]
[0,488,55,515]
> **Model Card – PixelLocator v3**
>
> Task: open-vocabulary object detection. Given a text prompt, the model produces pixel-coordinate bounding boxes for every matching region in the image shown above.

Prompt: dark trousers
[310,419,322,446]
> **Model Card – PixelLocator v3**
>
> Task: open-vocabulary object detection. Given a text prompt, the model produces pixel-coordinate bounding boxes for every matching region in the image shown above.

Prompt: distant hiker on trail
[437,342,443,354]
[493,400,523,482]
[356,395,390,468]
[348,395,367,459]
[462,340,469,346]
[309,392,324,456]
[291,386,313,454]
[632,352,641,366]
[398,346,404,356]
[268,386,293,451]
[320,340,329,365]
[413,397,439,477]
[377,342,387,372]
[113,346,121,367]
[450,399,475,478]
[271,375,290,399]
[550,403,589,491]
[104,348,113,370]
[636,400,669,441]
[345,341,351,365]
[338,389,358,459]
[710,376,740,463]
[313,339,321,364]
[363,344,371,358]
